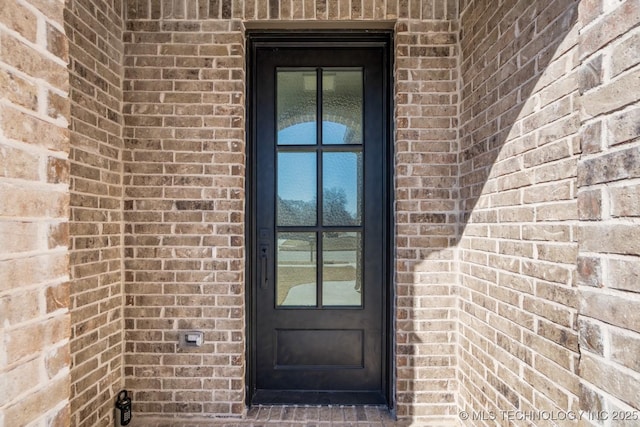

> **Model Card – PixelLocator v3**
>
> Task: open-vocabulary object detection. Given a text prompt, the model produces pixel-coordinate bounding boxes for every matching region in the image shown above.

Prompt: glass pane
[277,70,317,145]
[278,152,317,226]
[278,232,317,307]
[323,152,362,226]
[322,69,363,145]
[322,232,362,306]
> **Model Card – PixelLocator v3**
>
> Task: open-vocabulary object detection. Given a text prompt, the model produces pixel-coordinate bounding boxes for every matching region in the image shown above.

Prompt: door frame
[245,30,395,408]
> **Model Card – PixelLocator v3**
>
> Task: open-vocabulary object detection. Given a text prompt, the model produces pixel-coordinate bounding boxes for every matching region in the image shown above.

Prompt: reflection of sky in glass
[277,152,316,203]
[278,122,316,145]
[324,152,359,217]
[278,121,348,145]
[277,123,359,220]
[322,122,349,144]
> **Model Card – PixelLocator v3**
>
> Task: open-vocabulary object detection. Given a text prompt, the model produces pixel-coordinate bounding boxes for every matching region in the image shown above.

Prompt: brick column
[576,0,640,421]
[0,0,71,425]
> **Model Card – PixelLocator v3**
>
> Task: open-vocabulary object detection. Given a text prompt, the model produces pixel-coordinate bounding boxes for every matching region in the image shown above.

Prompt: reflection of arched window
[278,121,350,145]
[323,121,349,145]
[278,122,315,145]
[277,69,363,145]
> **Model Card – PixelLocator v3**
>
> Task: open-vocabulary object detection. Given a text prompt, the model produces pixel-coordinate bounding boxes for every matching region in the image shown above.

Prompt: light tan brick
[0,0,37,42]
[581,290,640,334]
[581,70,640,118]
[0,183,68,218]
[579,224,640,256]
[578,145,640,186]
[0,69,38,111]
[579,352,640,410]
[579,0,640,58]
[607,257,640,293]
[0,33,67,90]
[607,106,640,148]
[1,106,69,152]
[0,0,633,426]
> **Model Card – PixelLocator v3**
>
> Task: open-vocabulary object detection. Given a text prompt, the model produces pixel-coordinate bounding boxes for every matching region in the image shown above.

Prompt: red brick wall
[0,0,71,425]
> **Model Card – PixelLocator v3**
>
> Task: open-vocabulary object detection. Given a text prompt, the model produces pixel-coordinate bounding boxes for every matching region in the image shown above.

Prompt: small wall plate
[179,331,204,348]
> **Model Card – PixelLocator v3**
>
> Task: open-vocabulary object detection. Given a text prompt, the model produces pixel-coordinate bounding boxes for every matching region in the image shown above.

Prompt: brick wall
[1,0,634,425]
[394,15,460,422]
[0,0,71,425]
[457,0,582,423]
[122,12,247,417]
[576,0,640,421]
[66,1,125,426]
[122,0,459,422]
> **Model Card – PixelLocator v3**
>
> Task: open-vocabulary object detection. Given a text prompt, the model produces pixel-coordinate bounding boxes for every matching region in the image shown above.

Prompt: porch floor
[129,405,432,426]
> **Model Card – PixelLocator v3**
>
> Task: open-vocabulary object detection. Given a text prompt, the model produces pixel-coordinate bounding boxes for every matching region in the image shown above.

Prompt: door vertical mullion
[317,67,323,145]
[317,150,323,308]
[316,67,324,308]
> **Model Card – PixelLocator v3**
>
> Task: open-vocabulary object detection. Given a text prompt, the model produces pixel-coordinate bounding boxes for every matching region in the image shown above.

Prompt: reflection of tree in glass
[277,188,355,226]
[324,187,356,225]
[277,196,316,226]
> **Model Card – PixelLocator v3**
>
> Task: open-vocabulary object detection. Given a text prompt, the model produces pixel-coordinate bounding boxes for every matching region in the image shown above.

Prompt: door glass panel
[322,232,362,306]
[277,152,317,226]
[323,152,362,226]
[277,232,317,307]
[277,70,317,145]
[322,69,363,145]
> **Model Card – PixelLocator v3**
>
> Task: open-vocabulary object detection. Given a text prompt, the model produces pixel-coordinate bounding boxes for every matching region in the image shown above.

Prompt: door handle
[259,244,269,289]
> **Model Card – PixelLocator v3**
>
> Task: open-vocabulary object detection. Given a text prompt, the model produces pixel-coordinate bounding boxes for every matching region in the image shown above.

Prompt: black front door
[248,33,391,405]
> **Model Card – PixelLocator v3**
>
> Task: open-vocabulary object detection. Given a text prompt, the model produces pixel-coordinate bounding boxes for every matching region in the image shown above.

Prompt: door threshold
[251,390,387,405]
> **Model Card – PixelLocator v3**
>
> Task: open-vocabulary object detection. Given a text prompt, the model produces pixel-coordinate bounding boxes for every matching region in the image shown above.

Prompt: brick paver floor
[129,405,420,426]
